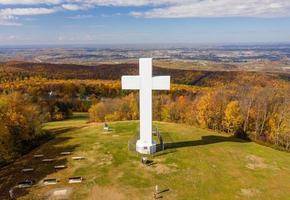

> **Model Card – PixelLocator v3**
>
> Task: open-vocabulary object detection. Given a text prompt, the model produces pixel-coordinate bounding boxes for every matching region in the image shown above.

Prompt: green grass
[1,113,290,200]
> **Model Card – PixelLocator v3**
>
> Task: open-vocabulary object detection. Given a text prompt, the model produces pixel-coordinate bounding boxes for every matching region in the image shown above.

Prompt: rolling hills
[1,61,289,85]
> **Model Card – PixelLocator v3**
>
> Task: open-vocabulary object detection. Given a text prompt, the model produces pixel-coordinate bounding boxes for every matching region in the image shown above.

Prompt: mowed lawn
[0,113,289,200]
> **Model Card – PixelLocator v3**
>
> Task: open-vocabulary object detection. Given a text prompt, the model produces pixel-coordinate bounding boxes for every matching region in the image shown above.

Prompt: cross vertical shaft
[139,58,152,145]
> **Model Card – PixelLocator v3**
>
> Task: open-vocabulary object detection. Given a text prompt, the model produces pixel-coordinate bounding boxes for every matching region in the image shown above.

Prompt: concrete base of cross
[136,140,156,154]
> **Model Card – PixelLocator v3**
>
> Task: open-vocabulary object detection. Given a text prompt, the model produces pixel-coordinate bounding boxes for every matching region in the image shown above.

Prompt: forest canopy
[0,93,48,166]
[0,62,289,167]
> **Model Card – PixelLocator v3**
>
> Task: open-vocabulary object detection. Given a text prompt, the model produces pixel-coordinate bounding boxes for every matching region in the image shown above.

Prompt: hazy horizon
[0,42,290,49]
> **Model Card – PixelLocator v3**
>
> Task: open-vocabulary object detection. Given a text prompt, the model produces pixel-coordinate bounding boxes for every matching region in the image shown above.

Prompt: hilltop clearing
[0,113,289,200]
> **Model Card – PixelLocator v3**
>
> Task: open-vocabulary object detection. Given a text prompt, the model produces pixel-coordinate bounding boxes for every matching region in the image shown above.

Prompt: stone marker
[122,58,170,154]
[72,156,85,160]
[68,177,83,184]
[155,185,159,194]
[34,154,44,158]
[21,168,34,173]
[60,151,71,155]
[43,178,58,185]
[54,165,66,170]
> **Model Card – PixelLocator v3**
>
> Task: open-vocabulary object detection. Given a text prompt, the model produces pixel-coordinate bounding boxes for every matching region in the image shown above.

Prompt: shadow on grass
[0,127,82,200]
[68,112,88,120]
[157,188,169,195]
[164,135,249,150]
[47,126,85,135]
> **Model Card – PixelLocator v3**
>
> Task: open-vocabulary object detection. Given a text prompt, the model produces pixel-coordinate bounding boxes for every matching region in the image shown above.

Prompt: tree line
[0,78,203,120]
[0,70,289,166]
[0,77,205,166]
[0,93,50,166]
[89,74,290,151]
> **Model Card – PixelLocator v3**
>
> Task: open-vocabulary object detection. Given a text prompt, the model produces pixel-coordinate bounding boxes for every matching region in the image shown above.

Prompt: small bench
[21,168,34,173]
[43,178,58,185]
[42,159,54,163]
[54,165,66,170]
[72,156,85,160]
[60,151,71,155]
[68,177,83,184]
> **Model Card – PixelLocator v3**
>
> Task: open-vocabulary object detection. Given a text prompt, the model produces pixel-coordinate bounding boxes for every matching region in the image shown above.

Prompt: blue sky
[0,0,290,45]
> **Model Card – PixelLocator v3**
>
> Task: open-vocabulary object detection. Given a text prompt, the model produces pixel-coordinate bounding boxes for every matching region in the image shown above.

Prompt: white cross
[122,58,170,154]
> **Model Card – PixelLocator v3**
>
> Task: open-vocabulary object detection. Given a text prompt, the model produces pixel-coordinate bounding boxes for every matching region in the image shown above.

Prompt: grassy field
[0,113,289,200]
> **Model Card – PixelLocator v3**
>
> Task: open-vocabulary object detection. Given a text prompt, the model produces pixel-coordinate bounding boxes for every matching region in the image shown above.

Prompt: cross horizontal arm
[152,76,170,90]
[121,76,140,90]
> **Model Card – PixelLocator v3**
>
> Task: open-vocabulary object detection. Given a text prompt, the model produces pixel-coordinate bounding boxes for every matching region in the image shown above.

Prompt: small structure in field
[68,177,83,184]
[103,123,111,131]
[72,156,85,160]
[60,151,71,155]
[54,165,66,170]
[141,157,148,165]
[21,168,34,173]
[43,178,58,185]
[34,154,44,158]
[141,157,153,166]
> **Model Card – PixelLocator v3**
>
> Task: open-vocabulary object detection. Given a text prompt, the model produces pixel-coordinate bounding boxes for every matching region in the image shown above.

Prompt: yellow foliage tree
[223,101,243,133]
[89,102,106,122]
[195,93,212,128]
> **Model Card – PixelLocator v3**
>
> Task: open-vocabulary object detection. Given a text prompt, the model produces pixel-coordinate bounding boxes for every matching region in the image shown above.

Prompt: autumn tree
[89,102,106,122]
[195,93,211,128]
[223,101,243,134]
[0,92,46,166]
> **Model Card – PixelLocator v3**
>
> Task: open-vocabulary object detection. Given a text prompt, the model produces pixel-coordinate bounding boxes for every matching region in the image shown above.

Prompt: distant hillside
[1,61,289,85]
[155,59,290,73]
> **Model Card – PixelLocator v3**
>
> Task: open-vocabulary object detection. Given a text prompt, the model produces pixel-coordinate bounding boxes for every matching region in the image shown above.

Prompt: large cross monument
[122,58,170,154]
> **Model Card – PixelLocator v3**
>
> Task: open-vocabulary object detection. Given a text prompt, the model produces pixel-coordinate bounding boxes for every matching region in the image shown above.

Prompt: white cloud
[130,0,290,18]
[1,0,290,19]
[0,7,57,26]
[62,4,82,11]
[0,8,57,16]
[82,0,177,7]
[0,0,61,4]
[0,0,179,7]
